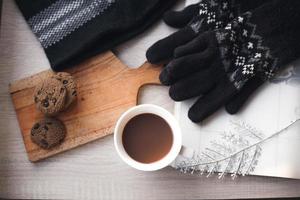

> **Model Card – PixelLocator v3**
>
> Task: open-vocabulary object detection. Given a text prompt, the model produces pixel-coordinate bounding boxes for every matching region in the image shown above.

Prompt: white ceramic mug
[114,104,184,171]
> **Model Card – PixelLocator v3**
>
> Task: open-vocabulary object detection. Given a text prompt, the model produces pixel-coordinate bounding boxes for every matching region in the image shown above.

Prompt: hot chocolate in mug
[114,104,192,171]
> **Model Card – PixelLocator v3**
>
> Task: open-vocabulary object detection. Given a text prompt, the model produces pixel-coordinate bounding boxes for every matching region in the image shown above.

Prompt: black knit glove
[146,0,267,63]
[149,0,300,122]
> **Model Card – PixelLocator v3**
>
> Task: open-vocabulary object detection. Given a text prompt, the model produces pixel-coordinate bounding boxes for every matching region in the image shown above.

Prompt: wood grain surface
[9,51,160,162]
[1,1,300,199]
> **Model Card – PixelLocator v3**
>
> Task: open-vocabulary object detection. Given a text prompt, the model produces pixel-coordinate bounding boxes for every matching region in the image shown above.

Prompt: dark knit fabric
[147,0,300,122]
[16,0,177,71]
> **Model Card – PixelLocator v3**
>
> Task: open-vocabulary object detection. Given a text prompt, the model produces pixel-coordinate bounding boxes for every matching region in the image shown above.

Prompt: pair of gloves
[147,0,300,122]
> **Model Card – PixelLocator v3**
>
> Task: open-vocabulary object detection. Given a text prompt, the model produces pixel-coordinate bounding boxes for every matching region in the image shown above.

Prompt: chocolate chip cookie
[31,117,66,149]
[34,78,66,116]
[52,72,77,109]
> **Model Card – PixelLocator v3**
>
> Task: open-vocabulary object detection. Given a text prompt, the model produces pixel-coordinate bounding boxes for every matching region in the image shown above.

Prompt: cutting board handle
[132,61,162,87]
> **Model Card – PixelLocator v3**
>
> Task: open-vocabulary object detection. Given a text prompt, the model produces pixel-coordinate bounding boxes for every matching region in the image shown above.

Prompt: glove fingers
[169,70,215,101]
[146,27,197,64]
[174,32,216,58]
[159,50,215,85]
[225,77,264,114]
[163,4,200,28]
[188,80,237,122]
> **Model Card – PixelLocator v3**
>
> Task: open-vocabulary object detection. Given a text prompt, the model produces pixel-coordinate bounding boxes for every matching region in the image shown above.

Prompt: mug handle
[179,145,195,158]
[169,145,195,168]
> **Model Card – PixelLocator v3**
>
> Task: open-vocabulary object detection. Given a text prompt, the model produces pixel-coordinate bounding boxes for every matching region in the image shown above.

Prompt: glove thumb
[163,4,199,28]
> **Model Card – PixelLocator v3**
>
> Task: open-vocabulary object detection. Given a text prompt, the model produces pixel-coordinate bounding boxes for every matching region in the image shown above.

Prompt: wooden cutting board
[9,51,161,162]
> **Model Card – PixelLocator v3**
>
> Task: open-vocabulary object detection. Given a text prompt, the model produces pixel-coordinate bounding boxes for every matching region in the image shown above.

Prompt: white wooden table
[0,1,300,199]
